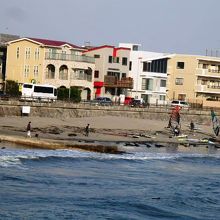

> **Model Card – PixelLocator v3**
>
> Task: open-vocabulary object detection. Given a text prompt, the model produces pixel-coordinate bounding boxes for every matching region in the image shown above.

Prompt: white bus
[21,83,57,102]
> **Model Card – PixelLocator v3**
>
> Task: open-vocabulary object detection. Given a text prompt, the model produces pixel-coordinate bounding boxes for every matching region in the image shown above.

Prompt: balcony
[45,52,95,63]
[196,84,220,94]
[196,68,220,78]
[72,74,92,82]
[104,76,133,89]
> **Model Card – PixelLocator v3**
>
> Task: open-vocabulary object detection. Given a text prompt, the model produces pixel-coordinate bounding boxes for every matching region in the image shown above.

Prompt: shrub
[5,80,20,96]
[57,87,81,102]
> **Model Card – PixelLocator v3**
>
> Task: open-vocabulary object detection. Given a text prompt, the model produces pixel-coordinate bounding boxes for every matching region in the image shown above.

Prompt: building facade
[0,33,19,91]
[120,43,171,105]
[167,54,220,107]
[83,45,132,101]
[6,38,95,100]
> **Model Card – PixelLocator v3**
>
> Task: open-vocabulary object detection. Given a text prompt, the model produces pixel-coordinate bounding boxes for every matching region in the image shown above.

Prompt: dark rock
[68,133,77,137]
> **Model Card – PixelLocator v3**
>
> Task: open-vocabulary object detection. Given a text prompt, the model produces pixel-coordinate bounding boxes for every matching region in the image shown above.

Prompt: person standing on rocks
[190,120,195,131]
[26,121,31,138]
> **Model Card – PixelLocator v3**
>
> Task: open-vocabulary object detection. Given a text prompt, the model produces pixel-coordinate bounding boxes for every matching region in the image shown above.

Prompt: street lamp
[3,77,6,94]
[69,71,72,100]
[135,57,142,99]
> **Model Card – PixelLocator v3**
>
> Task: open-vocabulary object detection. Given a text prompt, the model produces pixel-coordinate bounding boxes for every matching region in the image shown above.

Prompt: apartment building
[119,43,171,105]
[167,54,220,107]
[6,37,95,100]
[0,33,19,91]
[0,47,6,91]
[83,45,132,101]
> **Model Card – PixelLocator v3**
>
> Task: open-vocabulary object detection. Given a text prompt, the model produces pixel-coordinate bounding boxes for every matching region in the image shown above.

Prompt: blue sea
[0,143,220,220]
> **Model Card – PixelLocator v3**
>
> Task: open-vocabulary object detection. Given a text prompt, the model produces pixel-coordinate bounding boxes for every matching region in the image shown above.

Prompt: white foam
[0,146,219,168]
[0,156,22,167]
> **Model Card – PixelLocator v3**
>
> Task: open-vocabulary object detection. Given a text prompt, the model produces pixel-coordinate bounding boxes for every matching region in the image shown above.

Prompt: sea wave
[0,147,219,168]
[0,156,22,167]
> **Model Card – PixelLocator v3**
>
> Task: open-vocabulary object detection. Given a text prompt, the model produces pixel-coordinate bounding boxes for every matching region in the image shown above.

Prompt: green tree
[57,86,81,102]
[57,87,69,100]
[70,87,81,103]
[5,80,20,96]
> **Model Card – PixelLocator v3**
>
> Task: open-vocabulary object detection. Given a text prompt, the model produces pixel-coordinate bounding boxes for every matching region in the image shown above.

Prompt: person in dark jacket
[190,120,195,131]
[85,124,90,136]
[26,121,31,138]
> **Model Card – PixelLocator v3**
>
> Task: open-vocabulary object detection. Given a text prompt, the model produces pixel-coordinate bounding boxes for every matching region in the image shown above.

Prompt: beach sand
[0,115,214,142]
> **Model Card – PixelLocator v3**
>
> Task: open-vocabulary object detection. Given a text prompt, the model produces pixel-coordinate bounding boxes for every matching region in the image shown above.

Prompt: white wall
[119,43,168,104]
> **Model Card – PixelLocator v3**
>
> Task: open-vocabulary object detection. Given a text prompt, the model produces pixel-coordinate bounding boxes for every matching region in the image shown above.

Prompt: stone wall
[0,100,213,124]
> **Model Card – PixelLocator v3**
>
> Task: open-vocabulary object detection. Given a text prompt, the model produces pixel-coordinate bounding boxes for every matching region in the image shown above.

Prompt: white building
[119,43,172,105]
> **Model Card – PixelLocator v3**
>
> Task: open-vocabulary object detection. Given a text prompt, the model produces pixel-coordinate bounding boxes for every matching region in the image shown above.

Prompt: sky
[1,0,220,55]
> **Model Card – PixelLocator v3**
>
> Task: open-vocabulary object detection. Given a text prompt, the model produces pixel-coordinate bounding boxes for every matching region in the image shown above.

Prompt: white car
[171,100,190,109]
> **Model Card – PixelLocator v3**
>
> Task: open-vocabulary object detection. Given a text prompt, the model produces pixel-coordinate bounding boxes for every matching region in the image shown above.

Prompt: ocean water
[0,143,220,220]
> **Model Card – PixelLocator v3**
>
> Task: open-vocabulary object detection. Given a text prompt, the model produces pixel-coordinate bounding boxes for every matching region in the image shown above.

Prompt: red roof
[83,45,130,53]
[28,37,84,49]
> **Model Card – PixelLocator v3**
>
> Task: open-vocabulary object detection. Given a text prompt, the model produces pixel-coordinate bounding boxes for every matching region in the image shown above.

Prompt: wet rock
[155,143,165,148]
[68,133,77,137]
[145,143,154,148]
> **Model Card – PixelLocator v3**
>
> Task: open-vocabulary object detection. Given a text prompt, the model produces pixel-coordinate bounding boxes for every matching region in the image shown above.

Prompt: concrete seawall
[0,100,213,124]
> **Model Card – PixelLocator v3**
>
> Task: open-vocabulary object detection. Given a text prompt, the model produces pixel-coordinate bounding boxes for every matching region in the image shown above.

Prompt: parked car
[170,100,189,109]
[0,92,9,101]
[129,99,149,108]
[91,97,113,106]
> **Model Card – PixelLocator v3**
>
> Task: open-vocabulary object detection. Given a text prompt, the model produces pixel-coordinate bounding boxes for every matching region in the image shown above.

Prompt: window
[122,57,127,65]
[177,62,184,69]
[107,71,120,79]
[71,50,81,56]
[23,84,33,88]
[129,61,132,71]
[175,78,184,85]
[34,66,39,77]
[49,48,56,59]
[34,86,53,94]
[109,56,119,63]
[46,64,55,79]
[59,65,68,80]
[61,51,66,60]
[113,57,119,63]
[142,78,153,90]
[201,80,207,85]
[94,70,99,78]
[16,47,20,59]
[143,62,147,71]
[132,45,139,51]
[73,69,85,80]
[159,95,166,101]
[160,80,166,87]
[94,54,100,58]
[122,73,126,78]
[25,48,31,59]
[35,48,40,59]
[24,65,30,78]
[178,94,186,100]
[109,56,112,63]
[143,59,168,73]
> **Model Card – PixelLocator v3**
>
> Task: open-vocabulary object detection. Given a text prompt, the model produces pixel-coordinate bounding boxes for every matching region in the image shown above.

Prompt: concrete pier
[0,134,120,153]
